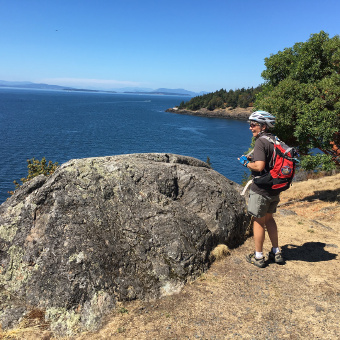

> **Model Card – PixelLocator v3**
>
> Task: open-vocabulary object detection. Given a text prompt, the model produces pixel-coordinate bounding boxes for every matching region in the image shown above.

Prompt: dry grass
[1,173,339,340]
[0,309,51,340]
[209,244,230,262]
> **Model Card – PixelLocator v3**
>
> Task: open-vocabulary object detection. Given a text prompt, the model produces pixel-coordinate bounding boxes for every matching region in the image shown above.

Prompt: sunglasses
[249,122,260,128]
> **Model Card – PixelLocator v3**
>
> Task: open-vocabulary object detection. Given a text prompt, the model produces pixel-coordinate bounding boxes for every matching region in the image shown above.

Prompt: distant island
[0,80,205,97]
[64,88,117,93]
[124,91,191,96]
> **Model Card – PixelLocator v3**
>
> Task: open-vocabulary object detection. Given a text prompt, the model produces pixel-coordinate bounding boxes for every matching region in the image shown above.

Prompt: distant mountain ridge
[0,80,207,97]
[0,80,76,91]
[153,88,207,96]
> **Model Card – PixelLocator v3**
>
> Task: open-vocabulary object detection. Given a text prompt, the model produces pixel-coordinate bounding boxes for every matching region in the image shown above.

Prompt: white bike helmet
[249,110,276,128]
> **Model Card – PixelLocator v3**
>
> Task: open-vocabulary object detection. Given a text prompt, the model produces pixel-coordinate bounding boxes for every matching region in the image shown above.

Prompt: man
[238,110,284,268]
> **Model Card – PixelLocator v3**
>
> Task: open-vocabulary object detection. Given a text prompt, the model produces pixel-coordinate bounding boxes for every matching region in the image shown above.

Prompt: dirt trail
[2,174,340,339]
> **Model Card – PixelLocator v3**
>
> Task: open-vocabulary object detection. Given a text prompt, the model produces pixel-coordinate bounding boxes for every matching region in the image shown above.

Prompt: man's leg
[253,216,266,253]
[246,216,266,267]
[265,213,284,263]
[247,190,269,267]
[265,213,279,249]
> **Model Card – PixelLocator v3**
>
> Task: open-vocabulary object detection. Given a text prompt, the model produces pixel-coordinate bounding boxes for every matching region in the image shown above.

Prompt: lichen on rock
[0,153,250,335]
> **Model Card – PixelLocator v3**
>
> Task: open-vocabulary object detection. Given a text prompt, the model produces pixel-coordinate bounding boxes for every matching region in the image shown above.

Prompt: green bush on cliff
[9,157,59,194]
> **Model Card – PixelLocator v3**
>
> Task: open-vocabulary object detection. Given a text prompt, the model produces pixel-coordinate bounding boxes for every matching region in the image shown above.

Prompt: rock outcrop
[0,153,250,335]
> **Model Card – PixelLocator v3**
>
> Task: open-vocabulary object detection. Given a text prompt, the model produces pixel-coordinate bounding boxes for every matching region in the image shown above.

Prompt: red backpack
[253,135,299,192]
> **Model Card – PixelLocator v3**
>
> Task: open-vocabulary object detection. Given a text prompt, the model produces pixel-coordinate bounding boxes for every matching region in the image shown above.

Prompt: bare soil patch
[2,174,339,339]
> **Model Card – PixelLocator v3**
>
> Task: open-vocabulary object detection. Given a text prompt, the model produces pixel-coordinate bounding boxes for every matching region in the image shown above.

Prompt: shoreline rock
[166,107,252,120]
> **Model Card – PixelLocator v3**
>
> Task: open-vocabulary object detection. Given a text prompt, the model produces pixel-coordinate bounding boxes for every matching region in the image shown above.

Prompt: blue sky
[1,0,339,92]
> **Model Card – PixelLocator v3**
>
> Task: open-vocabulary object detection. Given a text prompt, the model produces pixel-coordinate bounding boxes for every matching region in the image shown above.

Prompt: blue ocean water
[0,88,252,204]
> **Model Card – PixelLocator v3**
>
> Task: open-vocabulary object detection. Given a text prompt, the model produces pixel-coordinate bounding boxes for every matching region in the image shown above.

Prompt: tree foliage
[255,31,340,170]
[10,157,59,194]
[179,86,262,111]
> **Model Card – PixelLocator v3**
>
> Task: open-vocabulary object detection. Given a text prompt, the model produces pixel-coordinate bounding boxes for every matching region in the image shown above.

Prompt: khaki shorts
[248,190,280,218]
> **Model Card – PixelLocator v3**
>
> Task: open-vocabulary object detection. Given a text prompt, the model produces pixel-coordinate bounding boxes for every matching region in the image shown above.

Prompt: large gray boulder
[0,153,250,335]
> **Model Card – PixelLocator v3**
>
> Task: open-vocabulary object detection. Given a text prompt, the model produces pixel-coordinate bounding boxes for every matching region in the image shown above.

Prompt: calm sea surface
[0,88,252,203]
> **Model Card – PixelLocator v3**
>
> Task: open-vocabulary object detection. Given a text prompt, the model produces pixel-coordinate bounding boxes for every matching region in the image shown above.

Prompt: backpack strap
[259,135,276,144]
[259,135,277,168]
[262,135,299,162]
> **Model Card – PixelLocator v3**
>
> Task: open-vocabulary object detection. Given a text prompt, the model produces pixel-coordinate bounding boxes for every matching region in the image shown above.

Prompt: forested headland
[178,86,262,111]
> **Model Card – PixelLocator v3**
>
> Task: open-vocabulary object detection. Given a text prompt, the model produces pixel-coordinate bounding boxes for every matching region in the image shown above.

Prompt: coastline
[166,106,253,120]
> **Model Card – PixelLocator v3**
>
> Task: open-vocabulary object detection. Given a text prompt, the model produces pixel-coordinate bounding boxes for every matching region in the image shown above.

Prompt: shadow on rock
[282,242,338,262]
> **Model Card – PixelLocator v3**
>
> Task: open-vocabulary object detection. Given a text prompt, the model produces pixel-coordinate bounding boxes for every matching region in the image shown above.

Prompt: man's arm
[238,139,267,171]
[249,138,266,172]
[247,160,265,172]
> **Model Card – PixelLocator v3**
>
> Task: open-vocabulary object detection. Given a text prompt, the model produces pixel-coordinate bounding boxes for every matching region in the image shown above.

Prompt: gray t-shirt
[249,132,279,197]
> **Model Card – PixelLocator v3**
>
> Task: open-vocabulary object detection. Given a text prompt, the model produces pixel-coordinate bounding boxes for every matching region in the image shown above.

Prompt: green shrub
[9,157,59,195]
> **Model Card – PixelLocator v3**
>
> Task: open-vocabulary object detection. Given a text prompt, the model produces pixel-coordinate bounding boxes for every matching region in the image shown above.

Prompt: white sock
[255,251,263,259]
[272,247,280,254]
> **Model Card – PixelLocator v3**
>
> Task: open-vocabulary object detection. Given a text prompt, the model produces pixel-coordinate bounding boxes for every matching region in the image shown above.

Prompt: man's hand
[238,155,249,167]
